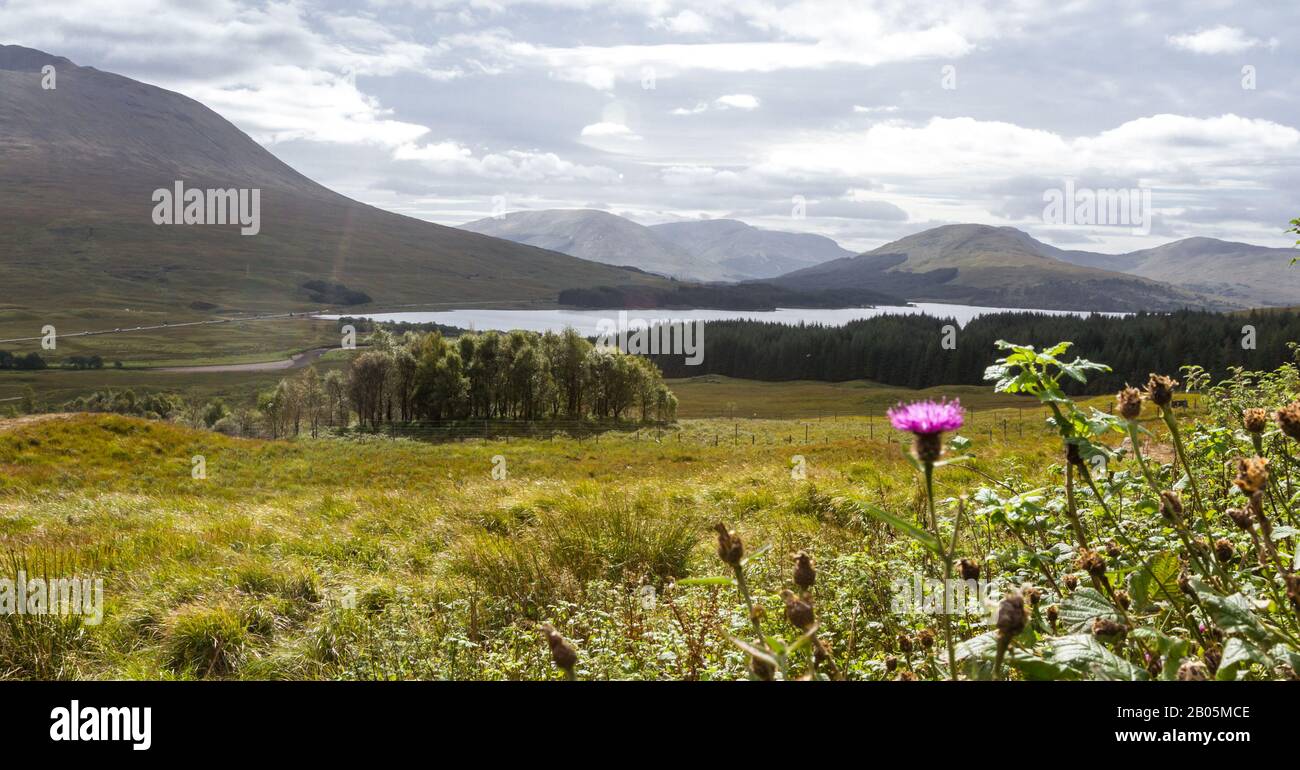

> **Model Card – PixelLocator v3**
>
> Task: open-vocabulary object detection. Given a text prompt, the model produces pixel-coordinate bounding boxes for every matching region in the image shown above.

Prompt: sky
[3,0,1298,253]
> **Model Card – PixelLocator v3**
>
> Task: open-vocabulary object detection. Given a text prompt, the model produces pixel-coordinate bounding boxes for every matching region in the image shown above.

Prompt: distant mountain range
[0,45,668,317]
[470,209,1299,312]
[3,44,1296,319]
[461,209,849,282]
[1040,237,1300,307]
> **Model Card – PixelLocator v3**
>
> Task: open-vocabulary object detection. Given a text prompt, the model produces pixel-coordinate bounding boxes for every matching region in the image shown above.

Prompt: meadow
[0,338,1295,682]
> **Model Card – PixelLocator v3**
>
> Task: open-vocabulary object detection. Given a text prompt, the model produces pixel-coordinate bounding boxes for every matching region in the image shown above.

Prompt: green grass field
[0,405,1066,680]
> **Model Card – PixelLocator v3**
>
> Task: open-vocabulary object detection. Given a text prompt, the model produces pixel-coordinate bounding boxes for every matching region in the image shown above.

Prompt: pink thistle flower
[887,399,965,436]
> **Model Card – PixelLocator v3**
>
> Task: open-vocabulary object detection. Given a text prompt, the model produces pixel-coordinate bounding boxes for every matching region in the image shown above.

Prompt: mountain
[460,210,849,282]
[773,224,1231,312]
[0,45,667,318]
[1044,237,1300,307]
[649,218,852,279]
[459,209,729,281]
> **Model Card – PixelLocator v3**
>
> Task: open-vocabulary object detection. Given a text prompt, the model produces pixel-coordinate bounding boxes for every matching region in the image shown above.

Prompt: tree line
[254,327,678,438]
[649,309,1300,394]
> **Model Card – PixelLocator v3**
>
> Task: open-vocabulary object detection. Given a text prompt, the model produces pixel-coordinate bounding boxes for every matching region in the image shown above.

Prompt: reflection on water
[322,302,1126,335]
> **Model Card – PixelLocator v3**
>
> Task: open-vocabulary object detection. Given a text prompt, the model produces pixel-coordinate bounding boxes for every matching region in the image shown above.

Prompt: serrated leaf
[1050,634,1147,681]
[1216,637,1268,680]
[1058,587,1119,631]
[1190,579,1277,647]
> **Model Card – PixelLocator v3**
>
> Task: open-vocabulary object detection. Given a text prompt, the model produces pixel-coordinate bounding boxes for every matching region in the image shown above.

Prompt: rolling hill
[649,218,851,278]
[1042,237,1300,307]
[773,224,1237,312]
[0,45,668,322]
[460,209,850,281]
[459,209,726,281]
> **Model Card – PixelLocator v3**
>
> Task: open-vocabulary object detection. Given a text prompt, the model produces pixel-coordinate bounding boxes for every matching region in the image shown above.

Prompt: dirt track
[153,347,338,373]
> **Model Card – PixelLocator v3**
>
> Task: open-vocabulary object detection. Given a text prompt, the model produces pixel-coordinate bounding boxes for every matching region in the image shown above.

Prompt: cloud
[394,142,621,183]
[715,94,760,110]
[580,121,639,138]
[1167,25,1277,55]
[658,10,711,35]
[853,105,900,114]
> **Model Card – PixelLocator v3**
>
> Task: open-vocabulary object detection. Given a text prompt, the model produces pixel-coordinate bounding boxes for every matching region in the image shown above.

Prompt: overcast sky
[4,0,1298,253]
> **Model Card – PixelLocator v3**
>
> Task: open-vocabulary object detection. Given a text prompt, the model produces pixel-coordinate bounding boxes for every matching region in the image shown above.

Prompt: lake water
[323,302,1124,335]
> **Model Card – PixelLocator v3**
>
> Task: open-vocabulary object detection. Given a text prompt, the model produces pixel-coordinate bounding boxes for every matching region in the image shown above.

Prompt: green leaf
[1128,551,1179,610]
[1190,579,1277,647]
[1050,634,1147,681]
[845,496,943,555]
[1058,587,1119,632]
[676,576,735,587]
[1216,637,1268,681]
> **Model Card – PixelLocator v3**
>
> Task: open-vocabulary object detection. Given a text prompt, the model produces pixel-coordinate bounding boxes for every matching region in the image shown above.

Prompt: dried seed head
[1046,604,1059,627]
[957,558,980,582]
[1116,387,1143,420]
[1177,659,1210,681]
[1146,656,1163,678]
[749,653,775,681]
[1233,457,1269,495]
[1285,574,1300,611]
[994,590,1026,641]
[1092,617,1128,639]
[1160,490,1183,524]
[1106,540,1123,560]
[714,522,744,566]
[780,588,815,630]
[1065,441,1084,468]
[1115,590,1131,610]
[1214,538,1235,563]
[1063,573,1079,591]
[1227,507,1254,531]
[1242,407,1269,434]
[897,634,914,654]
[1144,373,1178,407]
[1023,586,1042,608]
[1276,401,1300,441]
[814,637,833,665]
[1076,548,1107,578]
[917,628,936,649]
[884,655,898,672]
[792,551,816,590]
[896,670,917,681]
[541,623,577,673]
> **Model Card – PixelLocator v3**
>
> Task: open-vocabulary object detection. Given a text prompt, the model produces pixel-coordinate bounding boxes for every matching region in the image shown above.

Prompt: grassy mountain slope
[774,224,1234,311]
[0,45,666,325]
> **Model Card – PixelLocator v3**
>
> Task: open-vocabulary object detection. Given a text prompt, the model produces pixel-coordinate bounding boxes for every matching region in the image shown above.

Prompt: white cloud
[659,10,711,35]
[671,102,709,115]
[1167,25,1277,55]
[580,121,638,137]
[395,142,621,183]
[715,94,760,110]
[853,105,900,114]
[758,114,1300,183]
